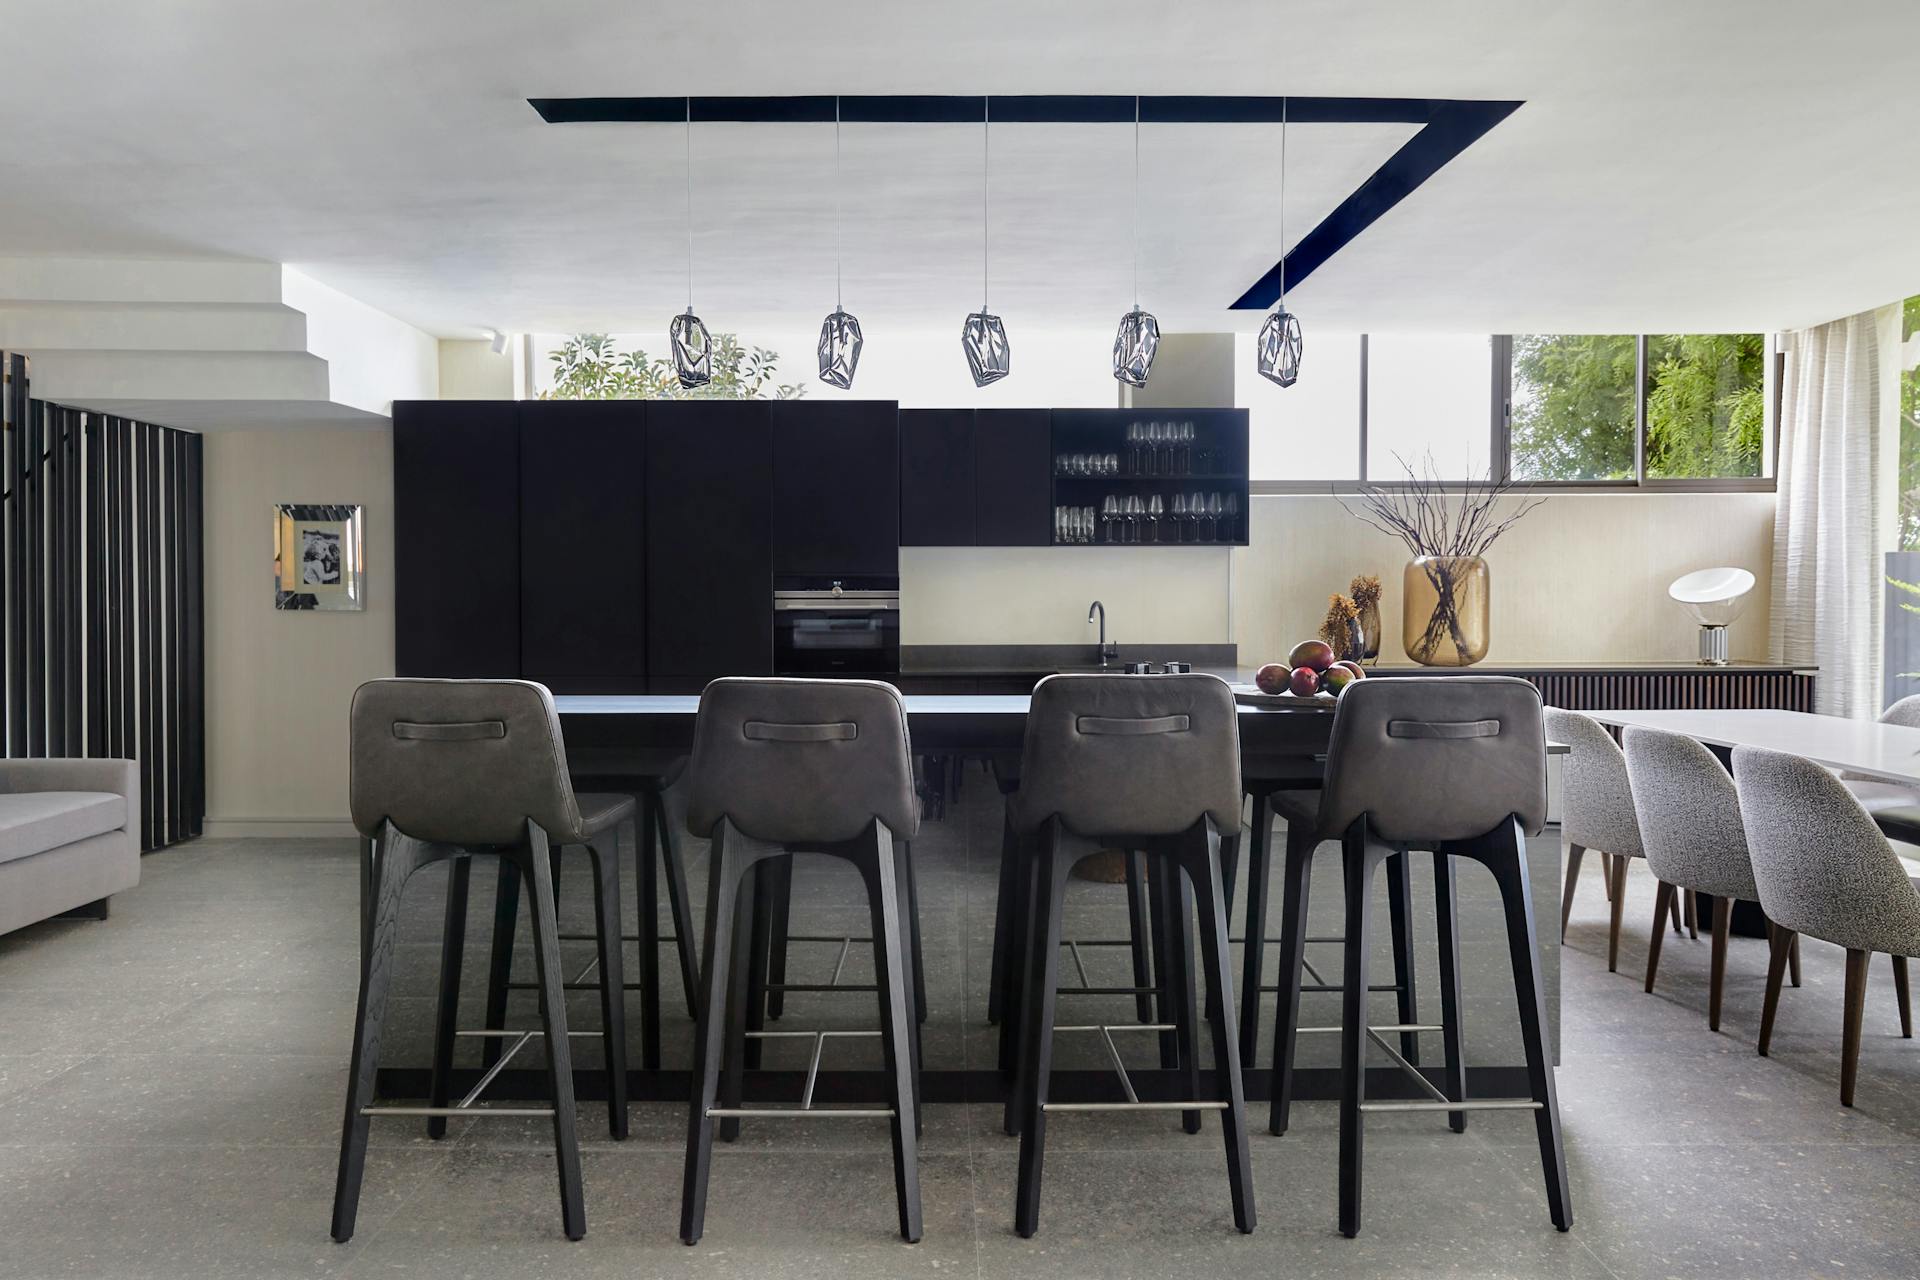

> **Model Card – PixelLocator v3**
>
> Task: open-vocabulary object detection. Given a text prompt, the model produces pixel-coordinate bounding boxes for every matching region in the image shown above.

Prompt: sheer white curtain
[1770,307,1888,717]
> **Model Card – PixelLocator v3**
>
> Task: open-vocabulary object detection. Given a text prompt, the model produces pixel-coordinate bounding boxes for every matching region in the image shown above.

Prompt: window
[1508,335,1637,481]
[1643,334,1766,479]
[1902,298,1920,550]
[1239,332,1361,481]
[1364,334,1494,480]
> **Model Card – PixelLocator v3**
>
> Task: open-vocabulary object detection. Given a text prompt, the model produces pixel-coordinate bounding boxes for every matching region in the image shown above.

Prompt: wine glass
[1171,493,1189,543]
[1147,494,1164,543]
[1206,492,1224,543]
[1179,421,1195,475]
[1101,494,1118,543]
[1224,493,1239,542]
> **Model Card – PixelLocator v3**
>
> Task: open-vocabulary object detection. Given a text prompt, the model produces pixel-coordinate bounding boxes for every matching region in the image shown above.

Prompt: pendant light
[671,97,713,389]
[1112,95,1160,388]
[1256,94,1303,387]
[817,96,864,389]
[962,98,1010,386]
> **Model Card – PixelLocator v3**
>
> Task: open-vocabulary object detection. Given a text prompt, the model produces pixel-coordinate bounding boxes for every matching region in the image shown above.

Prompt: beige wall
[902,546,1233,646]
[438,338,514,399]
[202,428,394,835]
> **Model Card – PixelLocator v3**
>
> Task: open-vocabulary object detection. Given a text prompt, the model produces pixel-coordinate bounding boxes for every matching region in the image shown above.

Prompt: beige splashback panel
[900,546,1234,646]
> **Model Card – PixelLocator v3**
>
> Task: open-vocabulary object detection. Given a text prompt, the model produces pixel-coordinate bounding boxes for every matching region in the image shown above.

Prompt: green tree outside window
[540,332,805,401]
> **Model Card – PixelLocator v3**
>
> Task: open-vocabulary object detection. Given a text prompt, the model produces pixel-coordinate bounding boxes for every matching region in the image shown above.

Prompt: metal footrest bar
[1050,1022,1184,1109]
[1365,1026,1452,1106]
[1295,1023,1442,1035]
[360,1106,557,1118]
[361,1028,570,1120]
[1358,1100,1541,1114]
[705,1108,896,1119]
[1044,1101,1232,1113]
[724,1028,887,1118]
[557,931,682,947]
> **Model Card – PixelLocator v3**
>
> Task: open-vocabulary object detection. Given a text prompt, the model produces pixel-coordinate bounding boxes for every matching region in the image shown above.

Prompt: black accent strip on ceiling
[526,94,1522,305]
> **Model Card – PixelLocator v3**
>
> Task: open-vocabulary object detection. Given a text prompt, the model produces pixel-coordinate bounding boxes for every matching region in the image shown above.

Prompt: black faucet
[1088,600,1118,668]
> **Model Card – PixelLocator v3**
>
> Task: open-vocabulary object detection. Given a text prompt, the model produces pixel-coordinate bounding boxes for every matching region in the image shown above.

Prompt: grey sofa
[0,758,140,936]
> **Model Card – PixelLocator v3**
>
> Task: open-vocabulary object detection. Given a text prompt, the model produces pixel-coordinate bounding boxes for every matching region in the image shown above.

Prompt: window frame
[1251,332,1777,494]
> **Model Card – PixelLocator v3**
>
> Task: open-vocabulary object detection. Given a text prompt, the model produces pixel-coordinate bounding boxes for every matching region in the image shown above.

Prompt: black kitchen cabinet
[393,400,520,677]
[518,400,646,684]
[974,408,1052,546]
[771,400,900,576]
[899,409,975,547]
[646,401,773,686]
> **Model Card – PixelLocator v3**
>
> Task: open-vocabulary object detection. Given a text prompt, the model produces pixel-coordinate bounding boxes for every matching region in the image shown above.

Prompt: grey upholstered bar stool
[1734,745,1920,1106]
[1274,677,1569,1237]
[1005,673,1254,1238]
[1546,707,1682,967]
[334,678,634,1244]
[677,678,922,1245]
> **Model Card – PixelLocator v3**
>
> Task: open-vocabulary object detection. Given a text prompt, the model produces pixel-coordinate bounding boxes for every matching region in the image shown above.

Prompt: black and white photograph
[300,526,341,586]
[273,503,364,610]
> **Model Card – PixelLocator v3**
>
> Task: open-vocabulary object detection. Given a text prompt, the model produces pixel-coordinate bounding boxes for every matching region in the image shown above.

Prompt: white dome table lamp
[1668,567,1756,666]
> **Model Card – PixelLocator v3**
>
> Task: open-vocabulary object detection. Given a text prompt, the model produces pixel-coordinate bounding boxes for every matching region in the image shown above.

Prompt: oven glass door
[774,608,899,675]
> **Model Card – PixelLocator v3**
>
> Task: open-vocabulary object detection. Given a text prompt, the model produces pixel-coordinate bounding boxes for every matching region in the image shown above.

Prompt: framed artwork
[274,503,365,611]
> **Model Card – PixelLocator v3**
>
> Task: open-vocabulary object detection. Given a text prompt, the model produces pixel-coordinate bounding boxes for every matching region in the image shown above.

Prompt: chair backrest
[1010,673,1242,839]
[1732,745,1920,955]
[350,678,580,847]
[1881,694,1920,729]
[1541,707,1643,856]
[1319,676,1547,844]
[682,677,918,845]
[1621,726,1756,902]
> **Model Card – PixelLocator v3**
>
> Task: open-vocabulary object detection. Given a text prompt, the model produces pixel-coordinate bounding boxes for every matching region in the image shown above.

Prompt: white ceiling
[1,1,1917,338]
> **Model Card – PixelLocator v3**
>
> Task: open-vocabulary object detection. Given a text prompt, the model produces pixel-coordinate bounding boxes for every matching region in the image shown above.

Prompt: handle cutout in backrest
[1075,714,1191,736]
[1387,718,1501,740]
[392,720,507,742]
[743,720,859,743]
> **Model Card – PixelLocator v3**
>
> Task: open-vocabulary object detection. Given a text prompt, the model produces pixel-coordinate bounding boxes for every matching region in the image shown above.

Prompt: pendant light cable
[834,96,843,311]
[684,97,694,311]
[982,98,990,313]
[1132,94,1141,309]
[1278,94,1287,308]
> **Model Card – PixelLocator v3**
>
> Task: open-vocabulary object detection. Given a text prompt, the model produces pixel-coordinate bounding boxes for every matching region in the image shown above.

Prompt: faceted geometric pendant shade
[1111,306,1160,388]
[670,309,712,389]
[962,311,1010,387]
[817,308,863,390]
[1256,307,1303,387]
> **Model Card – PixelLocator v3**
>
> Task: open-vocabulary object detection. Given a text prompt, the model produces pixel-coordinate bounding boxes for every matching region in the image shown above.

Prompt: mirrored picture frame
[274,503,365,611]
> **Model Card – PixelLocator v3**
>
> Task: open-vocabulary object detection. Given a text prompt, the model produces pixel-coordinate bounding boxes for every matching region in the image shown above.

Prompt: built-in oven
[772,575,900,676]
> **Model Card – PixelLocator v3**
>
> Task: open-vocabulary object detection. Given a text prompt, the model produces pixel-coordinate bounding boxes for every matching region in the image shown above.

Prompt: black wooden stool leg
[1125,850,1155,1022]
[656,791,703,1019]
[679,827,750,1246]
[1002,842,1043,1135]
[427,856,471,1140]
[1490,820,1572,1231]
[1269,822,1313,1136]
[904,840,928,1026]
[1146,856,1180,1074]
[1338,829,1385,1239]
[764,853,794,1020]
[988,809,1019,1028]
[589,829,630,1140]
[1172,866,1203,1134]
[1014,826,1073,1238]
[893,834,924,1138]
[1186,824,1256,1233]
[481,857,520,1073]
[742,860,776,1074]
[521,830,585,1241]
[639,798,664,1071]
[1433,849,1468,1133]
[1238,789,1273,1064]
[719,871,756,1144]
[865,824,924,1243]
[1386,851,1420,1065]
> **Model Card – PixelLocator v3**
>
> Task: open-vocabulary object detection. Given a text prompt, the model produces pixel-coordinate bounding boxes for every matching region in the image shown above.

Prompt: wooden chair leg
[1491,820,1571,1232]
[1645,881,1674,993]
[589,829,630,1140]
[1606,851,1629,973]
[1559,842,1585,940]
[1599,851,1615,901]
[1669,888,1685,935]
[1757,924,1794,1057]
[1125,850,1155,1023]
[1892,955,1912,1039]
[1237,791,1273,1060]
[863,824,924,1243]
[1434,849,1468,1134]
[1684,888,1699,939]
[679,826,750,1246]
[1386,851,1420,1065]
[522,827,585,1241]
[1268,822,1313,1136]
[1708,895,1732,1032]
[481,858,520,1073]
[1014,826,1073,1238]
[426,856,472,1140]
[1841,948,1870,1107]
[1789,933,1802,988]
[1184,822,1255,1233]
[1337,829,1385,1239]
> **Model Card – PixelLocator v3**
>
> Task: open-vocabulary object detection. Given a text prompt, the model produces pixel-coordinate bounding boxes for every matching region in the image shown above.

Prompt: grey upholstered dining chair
[1840,693,1920,815]
[1003,672,1253,1239]
[336,678,636,1244]
[1545,708,1680,969]
[676,677,923,1246]
[1272,676,1568,1238]
[1733,745,1920,1107]
[1622,726,1764,1029]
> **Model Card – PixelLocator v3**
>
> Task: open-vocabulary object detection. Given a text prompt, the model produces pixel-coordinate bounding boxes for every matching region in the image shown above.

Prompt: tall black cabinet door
[518,401,646,686]
[899,409,975,546]
[646,401,773,685]
[393,400,521,677]
[974,408,1052,546]
[771,401,900,576]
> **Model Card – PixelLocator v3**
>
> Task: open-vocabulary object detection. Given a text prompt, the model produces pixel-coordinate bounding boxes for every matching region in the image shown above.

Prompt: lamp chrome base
[1697,624,1730,666]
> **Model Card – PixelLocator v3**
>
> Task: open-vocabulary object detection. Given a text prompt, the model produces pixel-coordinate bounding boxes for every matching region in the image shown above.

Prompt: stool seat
[1269,788,1320,828]
[574,792,639,837]
[569,748,688,788]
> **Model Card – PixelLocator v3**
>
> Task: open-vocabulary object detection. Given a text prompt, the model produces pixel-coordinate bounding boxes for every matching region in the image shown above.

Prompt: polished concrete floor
[2,786,1918,1279]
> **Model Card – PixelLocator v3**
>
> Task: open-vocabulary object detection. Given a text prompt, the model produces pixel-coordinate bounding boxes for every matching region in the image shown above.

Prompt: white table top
[1583,708,1920,786]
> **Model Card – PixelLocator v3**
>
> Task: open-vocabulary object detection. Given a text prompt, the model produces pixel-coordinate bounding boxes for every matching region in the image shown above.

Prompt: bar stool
[1006,673,1255,1238]
[677,678,923,1245]
[1273,676,1569,1237]
[333,678,633,1244]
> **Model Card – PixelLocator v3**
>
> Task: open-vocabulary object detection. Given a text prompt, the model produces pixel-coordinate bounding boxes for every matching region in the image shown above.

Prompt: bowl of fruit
[1241,641,1367,707]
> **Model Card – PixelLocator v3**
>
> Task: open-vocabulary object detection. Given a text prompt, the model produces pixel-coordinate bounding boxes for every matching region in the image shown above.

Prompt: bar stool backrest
[1319,675,1548,844]
[350,677,580,846]
[1621,725,1757,902]
[1542,707,1644,857]
[683,677,919,845]
[1011,673,1242,838]
[1732,744,1920,955]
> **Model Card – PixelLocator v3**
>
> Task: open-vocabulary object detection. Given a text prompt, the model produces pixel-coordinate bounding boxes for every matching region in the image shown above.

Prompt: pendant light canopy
[1113,96,1160,389]
[963,101,1010,386]
[817,97,864,389]
[673,98,712,389]
[1256,96,1303,388]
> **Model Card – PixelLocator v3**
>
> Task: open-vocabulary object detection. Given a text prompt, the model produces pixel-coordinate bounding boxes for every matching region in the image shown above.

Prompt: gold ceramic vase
[1403,555,1489,666]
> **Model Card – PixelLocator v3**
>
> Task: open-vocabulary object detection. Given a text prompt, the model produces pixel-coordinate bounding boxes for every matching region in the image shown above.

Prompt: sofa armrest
[0,758,139,820]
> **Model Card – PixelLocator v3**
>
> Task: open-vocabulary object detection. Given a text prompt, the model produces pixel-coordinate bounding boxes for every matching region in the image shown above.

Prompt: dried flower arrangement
[1318,594,1362,659]
[1349,575,1382,612]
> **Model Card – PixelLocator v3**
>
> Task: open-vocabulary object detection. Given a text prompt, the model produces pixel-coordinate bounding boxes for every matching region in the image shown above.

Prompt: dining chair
[1733,745,1920,1106]
[1545,707,1681,968]
[1620,726,1763,1029]
[676,678,923,1246]
[1839,694,1920,817]
[335,678,634,1244]
[1004,673,1254,1238]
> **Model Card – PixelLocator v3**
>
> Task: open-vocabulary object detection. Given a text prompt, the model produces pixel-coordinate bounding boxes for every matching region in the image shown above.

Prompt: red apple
[1288,666,1321,697]
[1254,663,1290,695]
[1288,639,1335,672]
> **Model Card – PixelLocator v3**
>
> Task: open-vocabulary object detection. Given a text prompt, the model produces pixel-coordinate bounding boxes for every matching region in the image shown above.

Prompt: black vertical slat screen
[0,355,204,851]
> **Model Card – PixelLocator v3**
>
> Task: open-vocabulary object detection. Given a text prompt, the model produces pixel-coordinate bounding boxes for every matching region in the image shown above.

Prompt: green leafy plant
[540,332,805,401]
[1898,296,1920,550]
[1889,573,1920,681]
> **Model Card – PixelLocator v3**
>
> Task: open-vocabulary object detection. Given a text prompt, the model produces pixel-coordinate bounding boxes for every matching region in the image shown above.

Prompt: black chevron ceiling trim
[527,95,1523,305]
